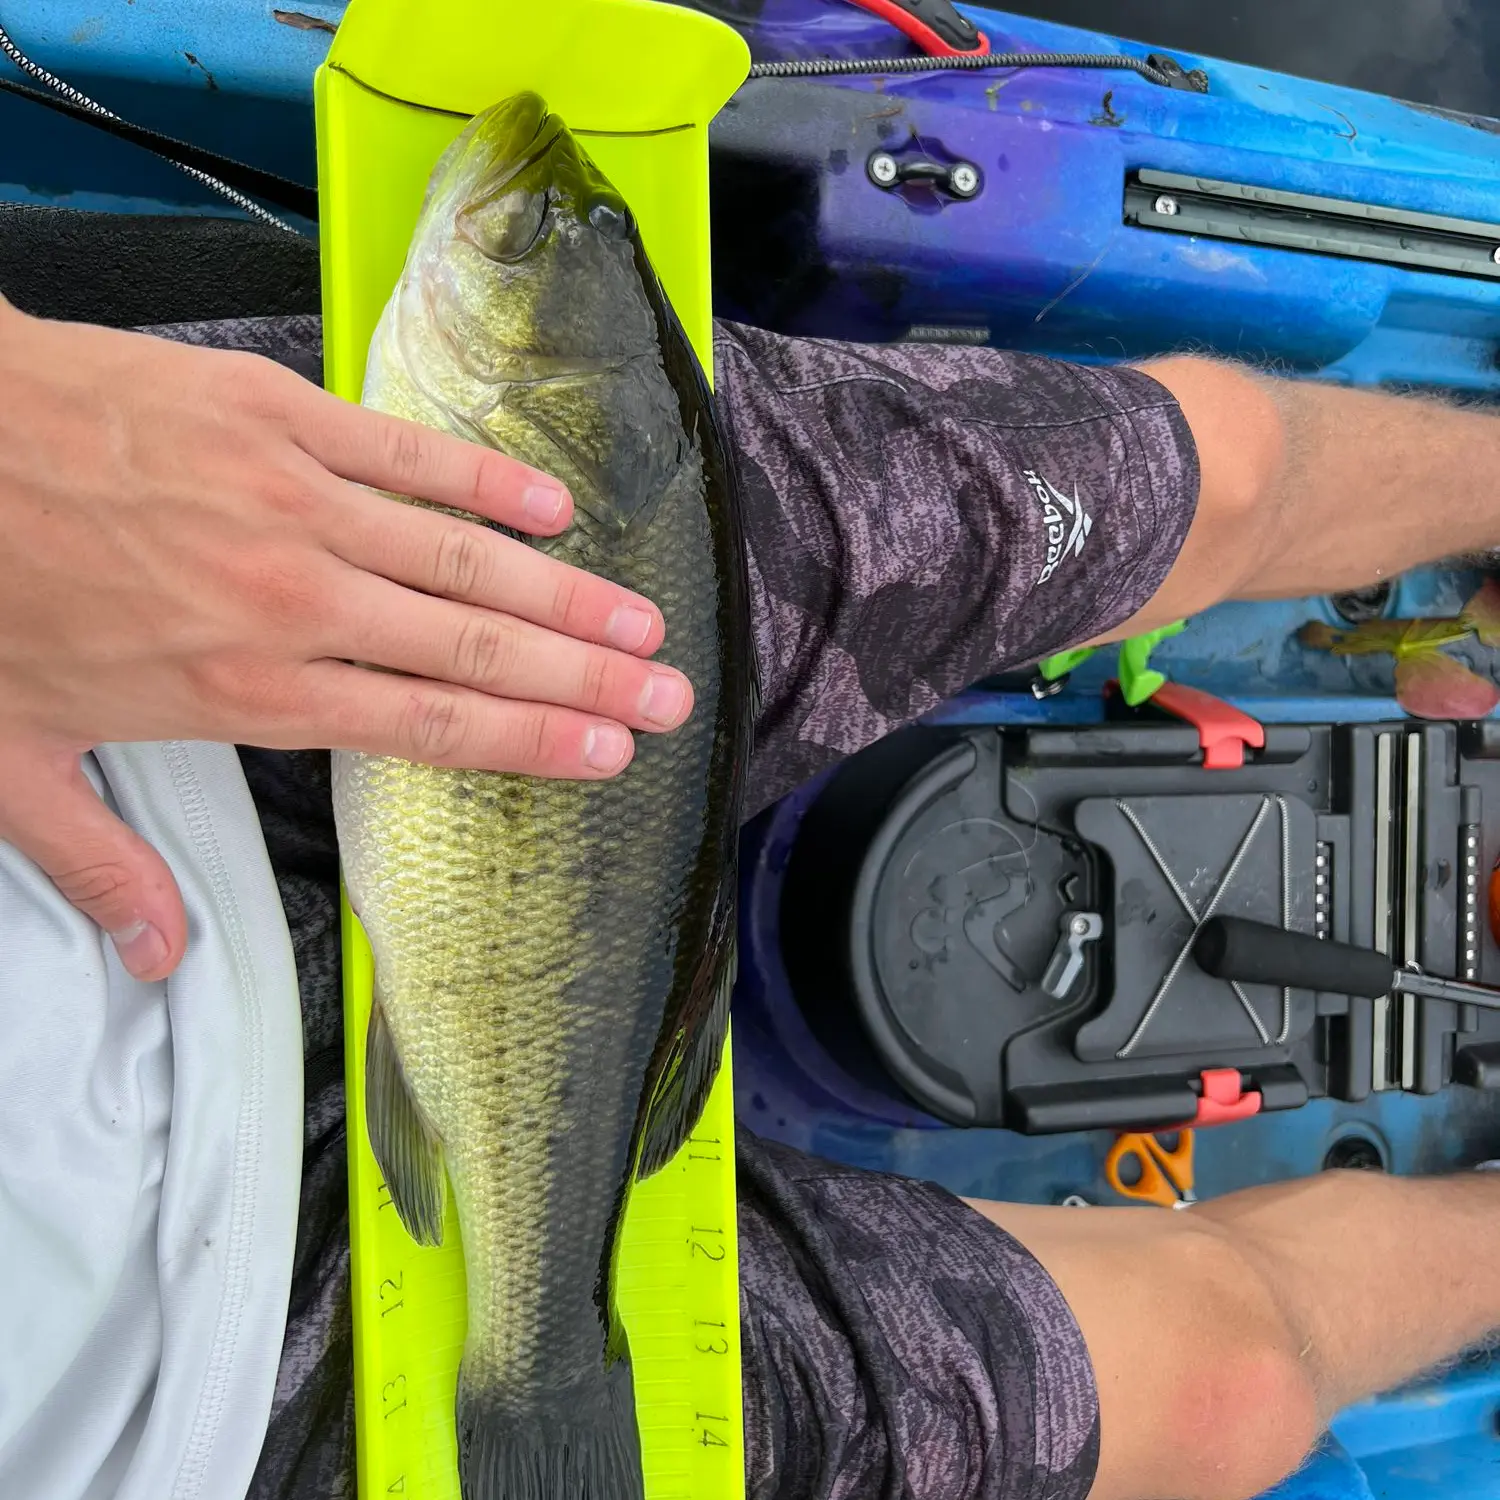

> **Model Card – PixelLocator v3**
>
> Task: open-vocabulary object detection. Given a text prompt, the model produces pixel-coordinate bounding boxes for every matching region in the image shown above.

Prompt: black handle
[1193,918,1394,998]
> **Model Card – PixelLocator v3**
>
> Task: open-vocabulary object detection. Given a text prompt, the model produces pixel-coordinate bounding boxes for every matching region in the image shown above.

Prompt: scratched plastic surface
[318,3,750,1496]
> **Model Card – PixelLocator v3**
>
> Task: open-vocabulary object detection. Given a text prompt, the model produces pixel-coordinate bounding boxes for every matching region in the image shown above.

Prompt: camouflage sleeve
[712,322,1201,817]
[736,1130,1101,1500]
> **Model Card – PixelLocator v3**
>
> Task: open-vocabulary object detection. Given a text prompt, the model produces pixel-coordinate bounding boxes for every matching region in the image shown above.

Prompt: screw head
[1070,915,1091,936]
[868,152,899,186]
[948,162,980,198]
[1154,193,1179,216]
[1492,244,1500,264]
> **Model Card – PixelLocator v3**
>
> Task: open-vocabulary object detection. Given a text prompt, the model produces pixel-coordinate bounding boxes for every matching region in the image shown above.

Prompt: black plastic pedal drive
[778,718,1500,1133]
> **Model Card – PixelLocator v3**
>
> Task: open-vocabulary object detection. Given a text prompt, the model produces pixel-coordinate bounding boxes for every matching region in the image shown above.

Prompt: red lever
[1109,680,1265,770]
[1191,1068,1262,1127]
[841,0,990,57]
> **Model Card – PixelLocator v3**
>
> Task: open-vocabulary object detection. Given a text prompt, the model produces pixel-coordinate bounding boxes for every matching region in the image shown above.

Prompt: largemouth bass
[331,92,753,1500]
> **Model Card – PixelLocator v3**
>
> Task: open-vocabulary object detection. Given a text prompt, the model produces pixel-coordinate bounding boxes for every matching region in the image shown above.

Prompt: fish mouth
[465,91,571,204]
[459,92,629,240]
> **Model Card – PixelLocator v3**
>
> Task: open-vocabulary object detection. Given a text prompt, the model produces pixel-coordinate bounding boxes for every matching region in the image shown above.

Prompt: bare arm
[1093,356,1500,640]
[966,1169,1500,1500]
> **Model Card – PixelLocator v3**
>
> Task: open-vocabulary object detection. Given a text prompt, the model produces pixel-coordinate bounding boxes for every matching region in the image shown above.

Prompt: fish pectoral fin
[366,997,446,1247]
[635,923,736,1181]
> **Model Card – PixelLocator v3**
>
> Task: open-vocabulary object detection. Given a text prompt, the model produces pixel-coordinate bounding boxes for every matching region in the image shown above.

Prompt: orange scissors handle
[1150,1130,1195,1196]
[1105,1130,1196,1208]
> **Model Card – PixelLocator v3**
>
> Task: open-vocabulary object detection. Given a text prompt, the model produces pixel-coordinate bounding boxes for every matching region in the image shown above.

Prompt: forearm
[1102,356,1500,641]
[1194,1168,1500,1417]
[1249,375,1500,595]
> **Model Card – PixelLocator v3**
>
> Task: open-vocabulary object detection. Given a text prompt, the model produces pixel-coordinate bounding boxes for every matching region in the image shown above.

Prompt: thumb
[0,736,188,981]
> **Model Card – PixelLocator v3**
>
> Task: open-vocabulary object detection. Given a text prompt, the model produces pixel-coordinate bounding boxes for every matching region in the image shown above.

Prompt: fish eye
[587,200,634,242]
[459,187,549,263]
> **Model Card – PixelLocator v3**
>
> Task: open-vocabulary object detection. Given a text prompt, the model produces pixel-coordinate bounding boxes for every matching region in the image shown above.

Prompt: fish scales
[332,91,751,1500]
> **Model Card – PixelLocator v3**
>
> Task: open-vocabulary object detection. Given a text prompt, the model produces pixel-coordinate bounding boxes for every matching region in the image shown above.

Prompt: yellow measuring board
[316,3,751,1496]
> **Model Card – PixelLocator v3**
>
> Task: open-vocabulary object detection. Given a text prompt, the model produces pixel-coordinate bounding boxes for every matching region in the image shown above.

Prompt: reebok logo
[1025,469,1092,586]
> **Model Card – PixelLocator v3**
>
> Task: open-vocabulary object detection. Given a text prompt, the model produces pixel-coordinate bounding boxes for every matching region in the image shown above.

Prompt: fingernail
[522,482,568,527]
[605,604,655,652]
[583,723,632,773]
[110,920,168,979]
[641,669,688,728]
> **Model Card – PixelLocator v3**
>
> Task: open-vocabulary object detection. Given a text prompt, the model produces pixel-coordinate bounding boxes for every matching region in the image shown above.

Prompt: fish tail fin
[456,1361,643,1500]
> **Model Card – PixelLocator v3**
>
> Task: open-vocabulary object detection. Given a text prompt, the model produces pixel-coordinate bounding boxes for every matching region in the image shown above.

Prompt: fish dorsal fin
[635,900,736,1181]
[366,996,447,1247]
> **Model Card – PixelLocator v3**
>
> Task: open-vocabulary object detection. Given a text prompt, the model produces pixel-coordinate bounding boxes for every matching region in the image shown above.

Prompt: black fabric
[737,1138,1100,1500]
[713,321,1199,817]
[0,207,318,327]
[238,749,355,1498]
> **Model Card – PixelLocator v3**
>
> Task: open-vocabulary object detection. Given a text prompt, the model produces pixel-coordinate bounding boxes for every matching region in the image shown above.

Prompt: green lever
[1038,645,1097,681]
[1037,619,1188,703]
[1117,619,1188,706]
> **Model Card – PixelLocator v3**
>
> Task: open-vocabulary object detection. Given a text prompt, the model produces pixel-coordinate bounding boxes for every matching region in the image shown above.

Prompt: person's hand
[0,301,694,981]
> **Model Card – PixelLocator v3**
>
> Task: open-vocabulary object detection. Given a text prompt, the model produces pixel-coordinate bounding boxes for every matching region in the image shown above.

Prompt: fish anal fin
[635,909,735,1181]
[365,997,446,1247]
